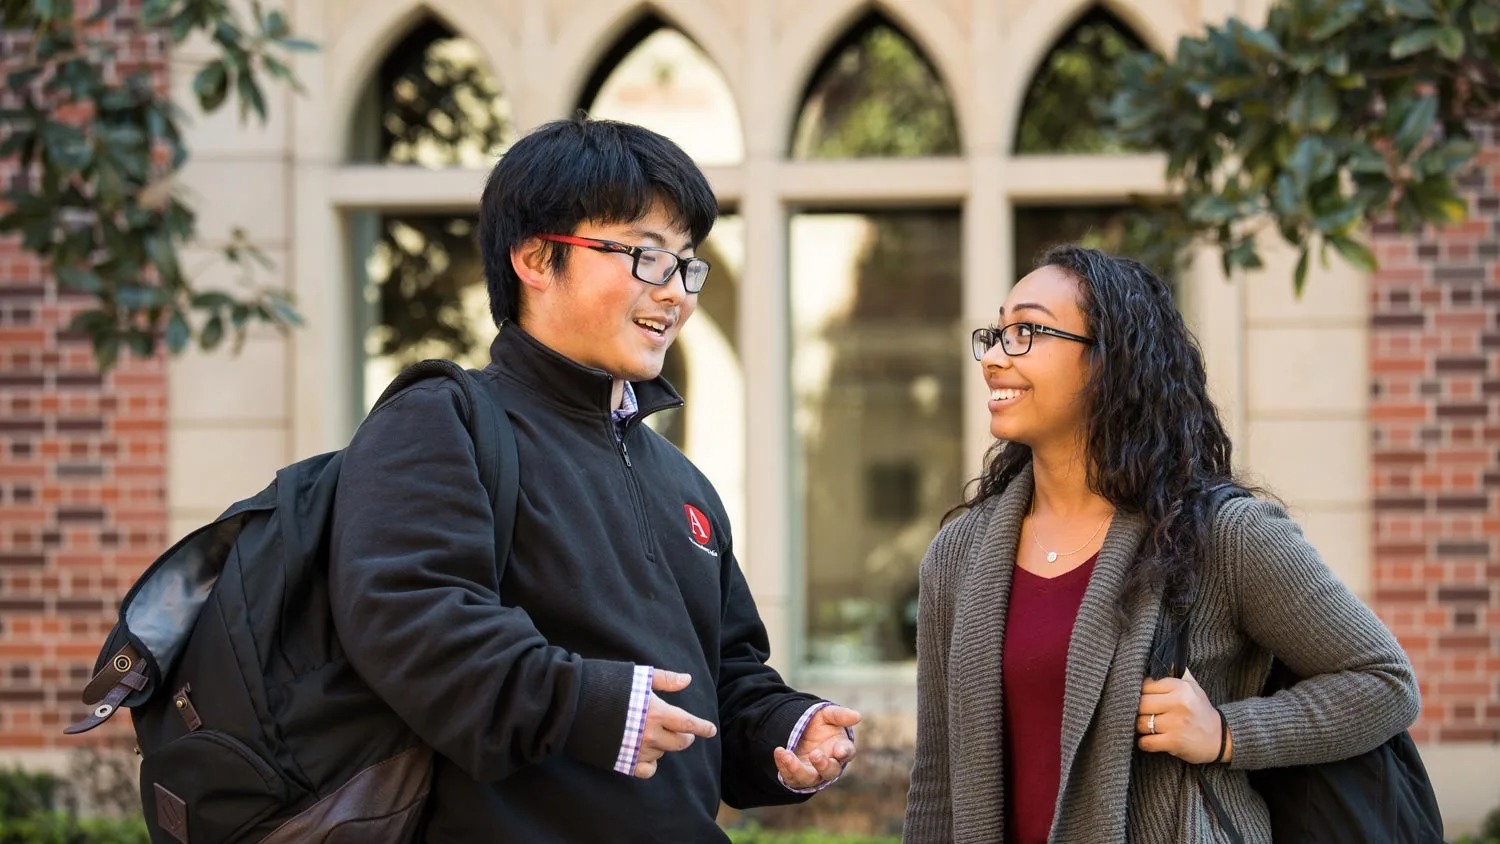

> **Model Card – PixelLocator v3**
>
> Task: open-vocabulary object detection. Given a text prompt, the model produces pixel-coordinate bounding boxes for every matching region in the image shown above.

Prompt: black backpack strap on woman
[1151,484,1444,844]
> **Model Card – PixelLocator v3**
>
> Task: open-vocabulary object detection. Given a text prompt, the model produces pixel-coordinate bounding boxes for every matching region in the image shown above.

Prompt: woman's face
[979,264,1094,450]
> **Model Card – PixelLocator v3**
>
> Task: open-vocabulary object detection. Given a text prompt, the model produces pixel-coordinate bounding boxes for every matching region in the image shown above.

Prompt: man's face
[518,199,700,390]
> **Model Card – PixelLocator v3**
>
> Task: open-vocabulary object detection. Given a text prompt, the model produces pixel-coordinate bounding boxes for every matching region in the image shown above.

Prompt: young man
[329,116,859,841]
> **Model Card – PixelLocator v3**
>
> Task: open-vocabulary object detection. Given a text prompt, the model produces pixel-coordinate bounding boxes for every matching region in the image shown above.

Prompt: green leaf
[1385,0,1436,18]
[200,314,225,350]
[126,328,155,357]
[56,266,102,293]
[236,69,267,122]
[39,121,92,171]
[262,53,291,79]
[1393,94,1438,155]
[1474,3,1500,33]
[165,310,190,353]
[1310,4,1359,39]
[214,21,241,48]
[8,65,43,90]
[267,294,303,326]
[1293,247,1311,296]
[1226,237,1264,271]
[0,129,33,158]
[116,282,166,309]
[1390,27,1442,58]
[144,234,180,283]
[1433,26,1464,60]
[1273,172,1302,217]
[1314,203,1363,234]
[85,0,120,24]
[1188,194,1240,224]
[1432,195,1466,222]
[1288,77,1339,132]
[93,332,120,371]
[1287,136,1335,192]
[168,9,195,42]
[192,291,236,310]
[193,60,229,111]
[263,9,288,38]
[141,0,172,24]
[1348,144,1388,174]
[1409,179,1469,222]
[278,38,319,52]
[1328,234,1377,272]
[1229,20,1285,58]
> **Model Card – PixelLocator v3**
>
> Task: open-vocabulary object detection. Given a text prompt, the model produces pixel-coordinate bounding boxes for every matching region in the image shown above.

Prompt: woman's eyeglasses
[971,322,1095,359]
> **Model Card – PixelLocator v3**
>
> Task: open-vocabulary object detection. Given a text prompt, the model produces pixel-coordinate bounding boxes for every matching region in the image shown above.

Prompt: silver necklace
[1029,497,1112,563]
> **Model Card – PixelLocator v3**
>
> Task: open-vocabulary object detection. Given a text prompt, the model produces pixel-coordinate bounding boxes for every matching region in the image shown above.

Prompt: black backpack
[1152,484,1444,844]
[64,360,519,844]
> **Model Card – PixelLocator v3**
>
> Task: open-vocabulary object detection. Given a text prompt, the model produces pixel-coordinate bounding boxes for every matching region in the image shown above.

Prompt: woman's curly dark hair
[965,243,1252,613]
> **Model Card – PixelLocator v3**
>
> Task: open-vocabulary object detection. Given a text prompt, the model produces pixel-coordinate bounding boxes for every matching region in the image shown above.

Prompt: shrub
[726,825,899,844]
[0,760,147,843]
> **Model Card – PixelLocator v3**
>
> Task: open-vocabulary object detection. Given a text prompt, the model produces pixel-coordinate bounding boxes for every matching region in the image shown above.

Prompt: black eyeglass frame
[536,233,711,293]
[971,322,1095,360]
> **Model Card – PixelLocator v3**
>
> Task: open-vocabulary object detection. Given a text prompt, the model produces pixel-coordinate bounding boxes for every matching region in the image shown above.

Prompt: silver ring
[94,703,114,719]
[1147,713,1157,735]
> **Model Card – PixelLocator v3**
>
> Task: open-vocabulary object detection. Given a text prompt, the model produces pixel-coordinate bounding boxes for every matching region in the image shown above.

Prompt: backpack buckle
[82,643,143,705]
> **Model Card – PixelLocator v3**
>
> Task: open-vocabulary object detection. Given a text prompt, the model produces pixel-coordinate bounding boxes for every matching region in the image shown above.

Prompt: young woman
[902,245,1419,843]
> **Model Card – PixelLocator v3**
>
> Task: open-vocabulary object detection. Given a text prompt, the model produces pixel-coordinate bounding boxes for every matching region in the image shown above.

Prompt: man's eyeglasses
[971,322,1095,360]
[537,234,711,293]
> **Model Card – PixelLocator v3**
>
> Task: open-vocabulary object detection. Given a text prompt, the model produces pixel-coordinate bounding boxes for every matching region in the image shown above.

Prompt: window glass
[791,17,960,159]
[581,21,743,166]
[1014,9,1149,154]
[791,209,964,664]
[348,18,511,166]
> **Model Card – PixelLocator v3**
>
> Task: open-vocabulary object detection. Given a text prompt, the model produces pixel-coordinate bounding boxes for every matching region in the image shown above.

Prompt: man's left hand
[774,705,861,789]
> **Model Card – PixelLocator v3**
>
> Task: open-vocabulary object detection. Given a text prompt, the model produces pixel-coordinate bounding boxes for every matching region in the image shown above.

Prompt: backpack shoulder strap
[1164,480,1254,844]
[375,360,519,575]
[1158,481,1254,677]
[460,368,519,576]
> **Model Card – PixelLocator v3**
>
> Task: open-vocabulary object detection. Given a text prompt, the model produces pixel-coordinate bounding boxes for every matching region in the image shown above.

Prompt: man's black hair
[478,115,718,325]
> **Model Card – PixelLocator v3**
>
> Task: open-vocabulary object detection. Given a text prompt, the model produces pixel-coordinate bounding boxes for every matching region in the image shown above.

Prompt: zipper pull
[620,440,632,468]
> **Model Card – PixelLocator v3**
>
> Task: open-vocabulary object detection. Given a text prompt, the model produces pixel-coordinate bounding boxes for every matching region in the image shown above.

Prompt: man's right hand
[634,669,717,779]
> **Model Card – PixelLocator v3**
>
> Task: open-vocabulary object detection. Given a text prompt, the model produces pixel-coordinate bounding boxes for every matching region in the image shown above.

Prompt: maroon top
[1002,553,1099,844]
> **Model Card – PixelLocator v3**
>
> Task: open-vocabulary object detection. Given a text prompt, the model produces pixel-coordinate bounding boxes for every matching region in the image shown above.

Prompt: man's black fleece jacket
[328,324,823,842]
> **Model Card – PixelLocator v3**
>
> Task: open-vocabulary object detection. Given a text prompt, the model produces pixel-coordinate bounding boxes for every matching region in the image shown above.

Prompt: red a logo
[684,504,712,546]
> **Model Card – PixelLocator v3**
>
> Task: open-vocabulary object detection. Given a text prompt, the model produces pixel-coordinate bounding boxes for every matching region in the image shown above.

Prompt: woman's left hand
[1135,669,1230,764]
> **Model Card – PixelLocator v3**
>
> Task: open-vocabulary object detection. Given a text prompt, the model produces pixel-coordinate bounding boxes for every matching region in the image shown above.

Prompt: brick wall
[1,1,168,751]
[1371,121,1500,745]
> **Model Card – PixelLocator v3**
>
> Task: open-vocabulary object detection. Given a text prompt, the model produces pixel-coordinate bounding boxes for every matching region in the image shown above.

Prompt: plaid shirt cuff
[613,664,653,775]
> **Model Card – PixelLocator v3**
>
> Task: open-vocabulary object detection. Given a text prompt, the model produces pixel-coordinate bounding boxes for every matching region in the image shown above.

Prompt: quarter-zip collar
[485,321,684,427]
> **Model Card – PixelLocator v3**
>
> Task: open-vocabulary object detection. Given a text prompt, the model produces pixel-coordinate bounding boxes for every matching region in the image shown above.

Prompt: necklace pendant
[1046,551,1058,563]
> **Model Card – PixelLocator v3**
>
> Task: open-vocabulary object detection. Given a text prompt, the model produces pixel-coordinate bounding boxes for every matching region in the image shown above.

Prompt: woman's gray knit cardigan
[902,466,1420,843]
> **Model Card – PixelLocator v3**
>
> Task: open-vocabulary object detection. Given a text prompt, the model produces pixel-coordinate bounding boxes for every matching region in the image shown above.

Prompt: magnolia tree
[1108,0,1500,290]
[0,0,311,369]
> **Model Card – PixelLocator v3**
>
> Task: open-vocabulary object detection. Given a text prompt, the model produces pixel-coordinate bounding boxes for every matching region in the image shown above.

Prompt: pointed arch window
[579,17,743,166]
[1015,8,1149,154]
[348,17,513,166]
[791,15,960,159]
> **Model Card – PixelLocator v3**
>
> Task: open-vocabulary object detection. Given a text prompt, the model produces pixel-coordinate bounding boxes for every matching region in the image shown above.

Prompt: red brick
[1373,125,1500,739]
